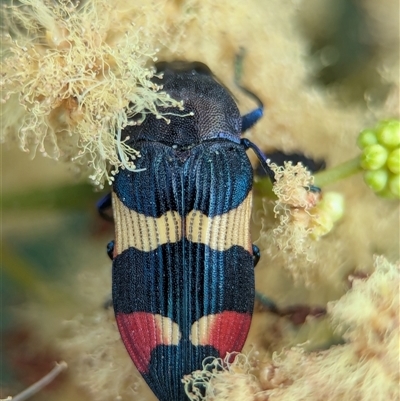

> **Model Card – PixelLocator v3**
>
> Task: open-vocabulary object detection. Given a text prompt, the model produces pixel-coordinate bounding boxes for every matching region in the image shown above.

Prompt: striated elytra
[103,61,274,401]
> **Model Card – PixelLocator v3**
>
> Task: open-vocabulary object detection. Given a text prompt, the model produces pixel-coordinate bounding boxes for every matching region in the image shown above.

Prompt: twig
[3,361,67,401]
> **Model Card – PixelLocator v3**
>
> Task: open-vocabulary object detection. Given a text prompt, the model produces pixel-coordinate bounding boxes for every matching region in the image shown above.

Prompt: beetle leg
[103,297,113,309]
[252,244,260,267]
[245,141,323,193]
[103,240,115,309]
[255,292,279,314]
[107,240,115,260]
[97,192,113,222]
[277,304,326,325]
[256,292,327,324]
[241,138,275,181]
[253,150,324,194]
[255,150,326,176]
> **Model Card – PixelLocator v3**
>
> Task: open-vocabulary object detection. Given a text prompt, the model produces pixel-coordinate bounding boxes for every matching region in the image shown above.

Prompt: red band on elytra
[116,312,162,374]
[197,311,252,357]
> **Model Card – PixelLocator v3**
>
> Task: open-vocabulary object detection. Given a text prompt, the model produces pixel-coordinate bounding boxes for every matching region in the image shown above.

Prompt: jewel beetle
[100,61,275,401]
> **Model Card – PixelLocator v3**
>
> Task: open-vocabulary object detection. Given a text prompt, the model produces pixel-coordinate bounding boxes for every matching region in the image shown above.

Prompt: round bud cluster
[357,119,400,198]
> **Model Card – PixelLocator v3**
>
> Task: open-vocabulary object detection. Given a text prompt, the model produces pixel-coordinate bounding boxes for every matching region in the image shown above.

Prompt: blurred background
[1,0,398,399]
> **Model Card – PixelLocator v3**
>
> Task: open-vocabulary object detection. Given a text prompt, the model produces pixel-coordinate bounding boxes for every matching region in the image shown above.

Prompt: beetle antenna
[235,48,264,132]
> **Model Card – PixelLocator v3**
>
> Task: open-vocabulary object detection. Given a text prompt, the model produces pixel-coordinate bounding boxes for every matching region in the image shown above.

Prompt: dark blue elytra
[113,141,253,218]
[113,242,255,324]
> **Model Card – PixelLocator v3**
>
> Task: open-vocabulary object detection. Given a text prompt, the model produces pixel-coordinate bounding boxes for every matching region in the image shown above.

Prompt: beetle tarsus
[107,240,115,260]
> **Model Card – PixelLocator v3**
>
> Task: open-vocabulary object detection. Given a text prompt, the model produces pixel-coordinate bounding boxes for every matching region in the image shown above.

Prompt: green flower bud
[364,169,389,192]
[310,213,334,240]
[357,129,377,149]
[376,119,400,148]
[319,192,345,222]
[387,148,400,175]
[388,174,400,198]
[377,187,397,199]
[360,144,389,170]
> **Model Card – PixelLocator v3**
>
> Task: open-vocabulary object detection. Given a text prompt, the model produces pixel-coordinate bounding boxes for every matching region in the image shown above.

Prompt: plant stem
[314,156,362,187]
[9,361,67,401]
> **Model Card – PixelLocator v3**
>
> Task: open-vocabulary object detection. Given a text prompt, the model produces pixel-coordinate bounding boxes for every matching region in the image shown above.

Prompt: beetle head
[124,61,242,148]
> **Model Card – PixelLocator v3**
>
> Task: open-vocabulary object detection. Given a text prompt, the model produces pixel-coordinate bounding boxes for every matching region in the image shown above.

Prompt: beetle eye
[154,61,168,73]
[190,62,212,75]
[154,61,212,76]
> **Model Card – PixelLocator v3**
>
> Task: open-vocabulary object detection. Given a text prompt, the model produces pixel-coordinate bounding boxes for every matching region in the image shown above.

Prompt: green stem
[314,156,362,187]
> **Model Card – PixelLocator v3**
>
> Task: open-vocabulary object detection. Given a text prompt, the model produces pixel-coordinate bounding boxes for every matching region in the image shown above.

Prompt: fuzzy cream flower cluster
[1,0,182,186]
